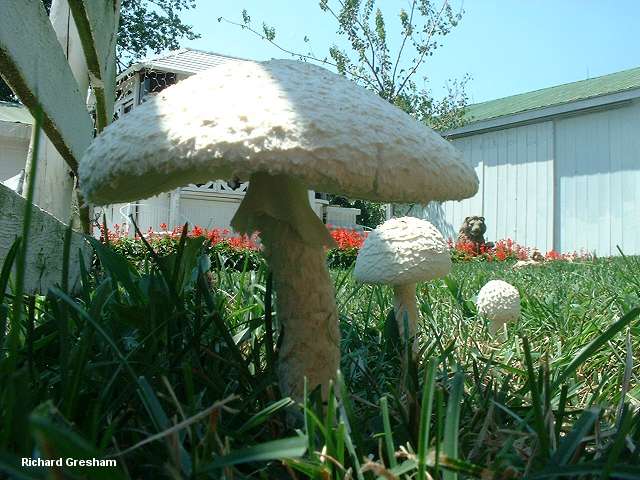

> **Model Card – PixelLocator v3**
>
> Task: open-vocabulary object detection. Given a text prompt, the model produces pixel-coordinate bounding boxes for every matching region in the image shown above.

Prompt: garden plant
[0,211,639,478]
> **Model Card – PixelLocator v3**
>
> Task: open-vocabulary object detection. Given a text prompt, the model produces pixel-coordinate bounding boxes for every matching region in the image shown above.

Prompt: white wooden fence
[0,0,120,292]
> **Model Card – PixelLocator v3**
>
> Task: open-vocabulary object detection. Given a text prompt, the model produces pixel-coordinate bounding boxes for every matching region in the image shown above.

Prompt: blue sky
[180,1,640,105]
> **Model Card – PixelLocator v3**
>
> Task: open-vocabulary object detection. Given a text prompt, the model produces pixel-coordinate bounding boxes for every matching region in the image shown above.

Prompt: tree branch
[391,0,417,94]
[395,0,450,98]
[217,16,379,91]
[332,0,386,93]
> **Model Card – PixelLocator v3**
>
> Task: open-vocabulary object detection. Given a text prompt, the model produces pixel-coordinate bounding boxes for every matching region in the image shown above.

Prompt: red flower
[329,228,367,250]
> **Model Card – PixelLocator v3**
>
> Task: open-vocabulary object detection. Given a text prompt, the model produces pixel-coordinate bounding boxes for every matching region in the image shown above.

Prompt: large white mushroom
[78,59,478,400]
[476,280,521,334]
[353,217,451,345]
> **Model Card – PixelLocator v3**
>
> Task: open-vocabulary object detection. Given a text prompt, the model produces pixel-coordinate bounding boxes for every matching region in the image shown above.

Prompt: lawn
[0,234,639,479]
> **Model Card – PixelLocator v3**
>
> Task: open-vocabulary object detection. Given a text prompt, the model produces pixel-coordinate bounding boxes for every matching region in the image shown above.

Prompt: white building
[105,48,364,232]
[0,100,31,189]
[0,48,362,233]
[428,67,640,256]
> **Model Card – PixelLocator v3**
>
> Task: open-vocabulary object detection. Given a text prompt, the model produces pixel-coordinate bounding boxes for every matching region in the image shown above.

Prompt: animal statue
[457,216,494,253]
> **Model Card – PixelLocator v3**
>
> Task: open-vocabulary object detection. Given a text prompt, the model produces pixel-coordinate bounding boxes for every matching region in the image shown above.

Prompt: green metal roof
[464,66,640,124]
[0,101,33,124]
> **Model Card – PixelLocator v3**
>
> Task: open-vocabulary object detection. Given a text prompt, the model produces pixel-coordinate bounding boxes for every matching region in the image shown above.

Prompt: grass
[1,222,639,478]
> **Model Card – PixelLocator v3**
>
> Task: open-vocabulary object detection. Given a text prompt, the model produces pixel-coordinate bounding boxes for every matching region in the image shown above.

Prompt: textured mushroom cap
[79,59,478,205]
[476,280,521,323]
[353,217,452,285]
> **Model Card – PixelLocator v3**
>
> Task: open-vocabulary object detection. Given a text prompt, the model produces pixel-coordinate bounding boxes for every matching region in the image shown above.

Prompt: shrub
[100,224,369,270]
[102,224,263,271]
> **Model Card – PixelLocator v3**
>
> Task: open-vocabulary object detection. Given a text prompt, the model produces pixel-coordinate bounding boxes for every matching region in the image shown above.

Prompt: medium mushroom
[78,59,478,400]
[354,217,452,346]
[476,280,520,334]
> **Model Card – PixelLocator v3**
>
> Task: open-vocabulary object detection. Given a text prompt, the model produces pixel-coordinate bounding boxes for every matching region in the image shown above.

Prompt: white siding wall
[0,123,30,182]
[426,100,640,256]
[425,122,554,251]
[180,194,241,230]
[0,138,28,181]
[555,102,640,255]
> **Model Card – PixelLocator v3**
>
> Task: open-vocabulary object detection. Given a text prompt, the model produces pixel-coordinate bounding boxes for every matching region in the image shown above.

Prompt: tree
[221,0,468,131]
[117,0,200,71]
[0,0,199,102]
[220,0,469,227]
[329,196,386,229]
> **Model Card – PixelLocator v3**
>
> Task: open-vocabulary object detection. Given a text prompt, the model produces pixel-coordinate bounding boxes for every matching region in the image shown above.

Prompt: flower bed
[448,237,592,263]
[101,223,263,271]
[326,226,368,268]
[100,224,370,270]
[100,223,589,270]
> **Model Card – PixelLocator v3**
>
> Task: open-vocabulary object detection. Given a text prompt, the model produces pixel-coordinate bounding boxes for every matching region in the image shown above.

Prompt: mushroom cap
[476,280,521,323]
[79,59,478,205]
[353,217,452,286]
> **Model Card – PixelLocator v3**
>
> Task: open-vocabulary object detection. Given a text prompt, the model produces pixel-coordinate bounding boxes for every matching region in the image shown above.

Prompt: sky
[179,1,640,105]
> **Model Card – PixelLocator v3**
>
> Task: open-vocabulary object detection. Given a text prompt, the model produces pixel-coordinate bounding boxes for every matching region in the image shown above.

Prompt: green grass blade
[380,395,398,469]
[531,463,640,479]
[0,452,46,479]
[0,237,20,305]
[49,287,138,382]
[555,385,569,442]
[61,223,72,292]
[7,108,42,366]
[602,405,635,479]
[30,410,126,480]
[199,436,307,472]
[443,371,464,480]
[86,236,141,300]
[523,336,550,459]
[417,358,437,480]
[137,375,170,431]
[237,397,294,435]
[551,407,599,464]
[554,307,640,387]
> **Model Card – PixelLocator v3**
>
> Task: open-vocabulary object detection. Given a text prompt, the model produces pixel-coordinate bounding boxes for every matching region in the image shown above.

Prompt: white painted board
[0,0,94,170]
[0,184,91,294]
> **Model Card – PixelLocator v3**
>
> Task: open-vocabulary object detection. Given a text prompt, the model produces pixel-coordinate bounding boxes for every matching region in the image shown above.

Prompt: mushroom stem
[392,283,419,342]
[231,172,340,401]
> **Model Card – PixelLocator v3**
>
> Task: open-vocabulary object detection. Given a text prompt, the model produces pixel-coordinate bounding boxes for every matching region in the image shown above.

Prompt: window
[139,71,177,103]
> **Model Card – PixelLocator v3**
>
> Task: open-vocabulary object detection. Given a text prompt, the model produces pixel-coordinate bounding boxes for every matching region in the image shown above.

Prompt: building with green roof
[427,67,640,256]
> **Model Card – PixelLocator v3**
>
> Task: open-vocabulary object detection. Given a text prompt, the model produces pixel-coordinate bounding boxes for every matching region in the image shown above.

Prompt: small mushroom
[79,60,478,400]
[354,217,452,345]
[476,280,520,334]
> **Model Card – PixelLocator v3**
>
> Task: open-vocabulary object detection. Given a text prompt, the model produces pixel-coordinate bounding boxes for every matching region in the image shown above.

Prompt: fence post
[23,0,89,226]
